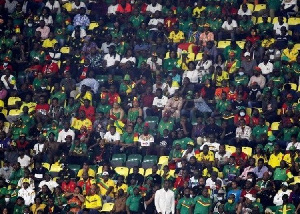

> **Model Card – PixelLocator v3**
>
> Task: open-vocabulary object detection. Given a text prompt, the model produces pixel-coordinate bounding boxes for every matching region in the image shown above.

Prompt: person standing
[155,180,175,214]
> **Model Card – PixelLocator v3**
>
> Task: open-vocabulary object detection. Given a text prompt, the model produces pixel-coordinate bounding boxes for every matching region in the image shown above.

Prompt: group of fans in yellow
[0,0,300,213]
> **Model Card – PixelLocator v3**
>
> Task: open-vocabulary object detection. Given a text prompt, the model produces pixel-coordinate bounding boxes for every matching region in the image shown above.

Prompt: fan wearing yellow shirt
[42,32,58,49]
[75,85,93,105]
[114,175,128,197]
[84,184,102,211]
[168,24,185,44]
[98,172,115,202]
[268,144,284,169]
[196,145,215,163]
[71,110,92,130]
[77,162,96,179]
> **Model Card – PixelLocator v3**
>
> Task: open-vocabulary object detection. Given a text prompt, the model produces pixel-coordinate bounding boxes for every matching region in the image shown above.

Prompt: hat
[254,66,261,72]
[124,74,130,81]
[244,52,250,57]
[204,23,210,28]
[22,178,30,183]
[187,142,194,146]
[268,135,276,141]
[289,146,296,151]
[45,55,52,61]
[102,171,109,176]
[282,182,288,187]
[245,194,256,202]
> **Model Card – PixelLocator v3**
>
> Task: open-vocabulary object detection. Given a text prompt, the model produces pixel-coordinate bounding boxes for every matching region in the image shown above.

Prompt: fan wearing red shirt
[116,0,132,14]
[61,177,77,193]
[79,99,95,122]
[25,57,43,79]
[0,57,13,73]
[164,11,178,32]
[231,147,248,167]
[77,172,94,196]
[240,179,257,199]
[42,55,59,78]
[107,85,121,106]
[174,169,190,188]
[35,96,50,123]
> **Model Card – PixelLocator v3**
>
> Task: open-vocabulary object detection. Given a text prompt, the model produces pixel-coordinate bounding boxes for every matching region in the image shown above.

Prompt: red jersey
[0,64,13,72]
[79,105,95,122]
[231,152,248,166]
[164,17,178,32]
[42,62,59,76]
[240,187,257,198]
[107,92,121,106]
[77,179,93,195]
[174,176,190,188]
[35,103,50,115]
[234,115,250,126]
[61,181,77,193]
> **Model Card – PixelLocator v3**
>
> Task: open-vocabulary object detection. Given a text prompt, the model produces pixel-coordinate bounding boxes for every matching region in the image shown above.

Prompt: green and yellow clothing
[169,149,183,160]
[268,152,284,168]
[224,201,237,213]
[12,125,29,140]
[119,82,135,95]
[193,195,212,214]
[262,87,279,97]
[262,38,276,48]
[54,195,67,207]
[282,48,299,62]
[264,143,275,154]
[179,20,193,34]
[96,103,111,115]
[71,118,92,130]
[192,6,206,18]
[172,137,192,150]
[223,46,242,60]
[275,204,295,214]
[136,29,149,41]
[291,62,300,76]
[13,204,25,214]
[208,18,223,32]
[20,102,36,114]
[75,91,93,105]
[98,178,114,198]
[20,114,35,128]
[70,143,87,155]
[283,153,298,167]
[196,151,215,162]
[239,20,253,32]
[163,58,178,71]
[126,194,142,212]
[225,59,241,74]
[128,109,139,123]
[134,123,144,135]
[257,22,273,34]
[115,42,129,56]
[33,78,48,91]
[212,71,229,86]
[216,100,230,113]
[176,196,194,214]
[252,125,268,139]
[127,185,139,196]
[84,194,102,209]
[234,75,249,86]
[205,5,221,15]
[0,37,13,48]
[129,15,144,28]
[7,188,19,203]
[202,167,219,177]
[121,132,134,145]
[273,168,293,181]
[9,168,24,184]
[281,126,300,141]
[158,120,174,136]
[0,187,7,205]
[64,103,80,116]
[269,76,285,87]
[30,50,45,63]
[169,30,185,43]
[222,164,240,179]
[50,91,66,104]
[252,202,264,213]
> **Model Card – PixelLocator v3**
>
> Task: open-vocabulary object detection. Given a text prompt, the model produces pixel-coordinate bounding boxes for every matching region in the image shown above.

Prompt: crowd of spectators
[0,0,300,213]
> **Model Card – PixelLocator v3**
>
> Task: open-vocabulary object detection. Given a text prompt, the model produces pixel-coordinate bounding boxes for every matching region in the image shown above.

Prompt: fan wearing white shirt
[107,0,118,16]
[273,16,288,35]
[182,62,199,84]
[38,173,59,192]
[103,44,120,74]
[148,12,164,31]
[17,150,32,168]
[103,126,120,147]
[57,122,75,143]
[45,0,61,14]
[235,119,252,146]
[258,56,273,76]
[286,135,300,150]
[33,135,46,156]
[237,4,252,19]
[155,180,175,214]
[18,181,36,206]
[146,0,162,15]
[219,17,237,40]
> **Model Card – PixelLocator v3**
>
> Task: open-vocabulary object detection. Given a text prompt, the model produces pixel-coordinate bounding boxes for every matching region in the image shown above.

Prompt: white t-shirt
[215,151,231,164]
[57,129,75,143]
[146,57,162,71]
[222,20,238,31]
[1,75,17,90]
[104,131,121,142]
[104,53,121,67]
[237,8,252,16]
[139,134,154,147]
[120,56,136,64]
[18,155,31,168]
[146,3,162,13]
[182,70,199,84]
[152,96,168,108]
[200,142,220,152]
[286,142,300,150]
[107,4,118,15]
[258,61,273,75]
[152,83,166,93]
[38,180,59,192]
[71,28,86,38]
[273,23,289,35]
[72,1,87,10]
[45,1,61,13]
[282,0,297,10]
[148,18,164,30]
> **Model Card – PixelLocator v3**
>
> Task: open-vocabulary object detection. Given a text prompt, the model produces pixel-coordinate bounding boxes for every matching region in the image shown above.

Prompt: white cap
[244,52,250,57]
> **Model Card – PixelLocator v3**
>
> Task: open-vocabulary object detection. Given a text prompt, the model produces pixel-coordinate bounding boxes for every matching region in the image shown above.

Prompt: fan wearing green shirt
[193,188,212,214]
[275,194,295,214]
[126,187,143,214]
[215,92,231,115]
[176,188,194,214]
[129,8,145,28]
[224,194,237,214]
[252,117,268,144]
[119,125,137,154]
